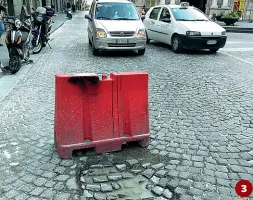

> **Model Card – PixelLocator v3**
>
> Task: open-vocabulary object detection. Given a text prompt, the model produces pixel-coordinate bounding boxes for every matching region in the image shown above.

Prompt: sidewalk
[216,21,253,33]
[0,13,68,71]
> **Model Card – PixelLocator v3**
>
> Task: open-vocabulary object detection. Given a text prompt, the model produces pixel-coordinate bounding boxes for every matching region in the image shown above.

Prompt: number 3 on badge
[241,184,247,193]
[235,180,253,198]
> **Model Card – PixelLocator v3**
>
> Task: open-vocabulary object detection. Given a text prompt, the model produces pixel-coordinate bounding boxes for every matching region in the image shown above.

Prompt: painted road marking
[221,47,253,52]
[226,41,253,44]
[221,52,253,66]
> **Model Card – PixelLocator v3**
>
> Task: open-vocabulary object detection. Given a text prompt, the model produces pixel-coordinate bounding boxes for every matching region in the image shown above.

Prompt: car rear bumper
[94,38,146,51]
[179,35,227,50]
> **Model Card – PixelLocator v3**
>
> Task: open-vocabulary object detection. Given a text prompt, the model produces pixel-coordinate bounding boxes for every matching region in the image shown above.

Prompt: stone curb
[224,28,253,33]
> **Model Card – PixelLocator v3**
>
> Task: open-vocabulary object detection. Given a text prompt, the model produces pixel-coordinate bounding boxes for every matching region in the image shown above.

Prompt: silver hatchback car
[85,0,147,55]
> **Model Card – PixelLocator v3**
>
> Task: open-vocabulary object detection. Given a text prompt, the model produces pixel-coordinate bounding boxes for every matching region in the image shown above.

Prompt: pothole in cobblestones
[76,142,180,200]
[78,163,178,200]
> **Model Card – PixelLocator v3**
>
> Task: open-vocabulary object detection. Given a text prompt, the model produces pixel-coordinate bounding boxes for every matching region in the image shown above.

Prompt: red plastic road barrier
[54,72,149,159]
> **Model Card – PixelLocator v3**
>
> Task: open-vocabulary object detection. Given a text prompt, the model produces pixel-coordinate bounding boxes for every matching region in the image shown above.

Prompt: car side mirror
[141,16,145,21]
[85,14,92,21]
[161,18,171,23]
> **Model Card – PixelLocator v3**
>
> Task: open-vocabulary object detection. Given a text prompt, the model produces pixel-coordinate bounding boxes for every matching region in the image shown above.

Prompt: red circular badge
[235,180,253,198]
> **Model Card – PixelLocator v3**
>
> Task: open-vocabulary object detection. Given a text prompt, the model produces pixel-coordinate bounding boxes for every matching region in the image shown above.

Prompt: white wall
[13,0,23,15]
[86,0,92,5]
[244,0,253,20]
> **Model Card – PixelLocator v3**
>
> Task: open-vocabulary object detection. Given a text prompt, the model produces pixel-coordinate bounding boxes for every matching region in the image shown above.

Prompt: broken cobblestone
[142,163,151,168]
[108,174,122,181]
[93,176,108,183]
[116,164,126,171]
[131,170,142,174]
[111,182,121,190]
[91,164,104,168]
[151,163,165,170]
[151,186,164,195]
[66,177,77,190]
[122,172,134,179]
[94,193,106,200]
[150,176,160,184]
[126,159,139,166]
[101,183,113,192]
[155,170,167,177]
[162,189,173,199]
[86,184,101,192]
[142,169,155,179]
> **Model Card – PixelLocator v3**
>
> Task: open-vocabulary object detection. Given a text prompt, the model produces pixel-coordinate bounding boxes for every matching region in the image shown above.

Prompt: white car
[85,0,147,55]
[143,2,227,53]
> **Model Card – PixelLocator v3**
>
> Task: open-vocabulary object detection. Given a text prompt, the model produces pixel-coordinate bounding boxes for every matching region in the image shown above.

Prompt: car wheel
[171,34,183,53]
[138,49,145,55]
[92,39,99,55]
[209,48,219,53]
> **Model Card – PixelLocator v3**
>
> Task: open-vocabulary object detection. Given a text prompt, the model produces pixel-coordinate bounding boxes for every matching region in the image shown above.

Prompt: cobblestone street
[0,11,253,200]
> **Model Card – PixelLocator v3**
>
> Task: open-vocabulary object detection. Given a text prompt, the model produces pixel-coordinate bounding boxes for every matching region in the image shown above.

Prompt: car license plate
[207,40,217,45]
[116,39,128,44]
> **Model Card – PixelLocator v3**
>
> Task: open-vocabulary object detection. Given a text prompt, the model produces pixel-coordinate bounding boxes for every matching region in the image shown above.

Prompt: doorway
[42,0,46,6]
[184,0,207,13]
[7,0,15,16]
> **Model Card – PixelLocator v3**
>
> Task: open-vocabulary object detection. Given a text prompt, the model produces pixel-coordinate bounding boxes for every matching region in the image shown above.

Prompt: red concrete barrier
[54,72,149,159]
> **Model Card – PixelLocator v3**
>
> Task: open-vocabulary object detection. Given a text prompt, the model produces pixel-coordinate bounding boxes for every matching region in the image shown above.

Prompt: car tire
[209,48,219,53]
[138,49,145,55]
[171,34,183,53]
[92,39,99,55]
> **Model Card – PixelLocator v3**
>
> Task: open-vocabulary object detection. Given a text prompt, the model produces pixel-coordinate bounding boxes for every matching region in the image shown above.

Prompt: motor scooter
[31,6,55,54]
[67,8,72,20]
[3,12,33,74]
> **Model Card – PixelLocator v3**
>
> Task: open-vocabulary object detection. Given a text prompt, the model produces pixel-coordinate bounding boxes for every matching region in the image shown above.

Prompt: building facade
[0,0,66,16]
[0,0,40,16]
[137,0,253,20]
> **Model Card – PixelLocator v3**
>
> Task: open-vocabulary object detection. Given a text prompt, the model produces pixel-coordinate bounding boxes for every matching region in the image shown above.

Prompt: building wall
[13,0,23,15]
[165,0,253,20]
[9,0,64,16]
[207,0,253,20]
[243,0,253,19]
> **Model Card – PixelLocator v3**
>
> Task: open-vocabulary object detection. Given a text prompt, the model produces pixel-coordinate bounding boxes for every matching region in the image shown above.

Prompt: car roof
[151,4,196,9]
[95,0,133,3]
